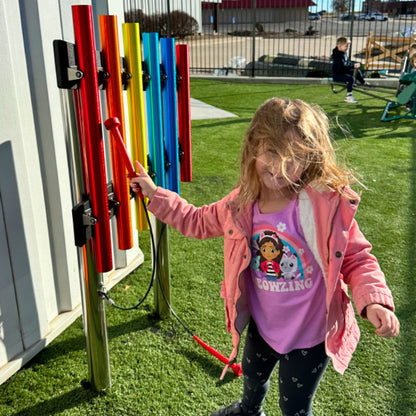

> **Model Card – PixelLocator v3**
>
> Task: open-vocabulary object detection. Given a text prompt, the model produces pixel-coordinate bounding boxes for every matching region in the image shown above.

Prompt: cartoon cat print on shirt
[280,253,300,280]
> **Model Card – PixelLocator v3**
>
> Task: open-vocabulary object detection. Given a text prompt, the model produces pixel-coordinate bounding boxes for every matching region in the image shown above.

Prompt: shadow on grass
[10,386,99,416]
[392,135,416,416]
[326,96,412,141]
[107,308,159,340]
[177,345,238,385]
[30,313,156,366]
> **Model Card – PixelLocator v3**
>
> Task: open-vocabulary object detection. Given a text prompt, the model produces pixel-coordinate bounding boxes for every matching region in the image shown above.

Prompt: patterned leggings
[241,320,330,416]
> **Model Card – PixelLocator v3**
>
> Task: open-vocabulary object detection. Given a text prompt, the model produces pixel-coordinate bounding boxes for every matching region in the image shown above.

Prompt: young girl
[130,97,399,416]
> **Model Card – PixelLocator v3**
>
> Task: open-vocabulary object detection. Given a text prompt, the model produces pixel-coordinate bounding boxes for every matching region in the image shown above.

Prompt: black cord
[100,195,195,336]
[99,198,156,310]
[154,222,194,337]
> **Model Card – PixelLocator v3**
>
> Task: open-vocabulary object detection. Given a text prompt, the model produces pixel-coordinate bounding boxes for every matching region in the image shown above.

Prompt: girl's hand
[129,161,157,200]
[366,304,400,338]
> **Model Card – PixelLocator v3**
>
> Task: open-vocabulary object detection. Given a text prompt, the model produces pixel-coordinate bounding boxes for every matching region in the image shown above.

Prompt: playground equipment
[365,31,416,72]
[381,50,416,121]
[53,4,240,392]
[329,77,397,103]
[330,51,416,121]
[53,5,191,391]
[54,6,113,391]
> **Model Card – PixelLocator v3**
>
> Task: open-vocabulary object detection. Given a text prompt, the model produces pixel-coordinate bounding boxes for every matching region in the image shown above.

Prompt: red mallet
[193,335,242,378]
[104,117,142,199]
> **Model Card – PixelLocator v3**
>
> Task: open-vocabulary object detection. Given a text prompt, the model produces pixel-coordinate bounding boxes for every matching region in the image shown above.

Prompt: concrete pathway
[190,97,238,120]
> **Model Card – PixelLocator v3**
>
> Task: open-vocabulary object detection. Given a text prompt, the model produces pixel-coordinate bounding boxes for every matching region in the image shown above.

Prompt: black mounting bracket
[107,182,120,218]
[147,155,157,180]
[72,182,120,248]
[72,197,96,247]
[121,57,132,90]
[141,60,151,91]
[53,40,84,89]
[96,51,110,90]
[53,39,111,90]
[160,64,168,83]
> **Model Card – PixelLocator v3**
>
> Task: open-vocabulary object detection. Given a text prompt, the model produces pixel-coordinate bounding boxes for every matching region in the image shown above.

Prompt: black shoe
[209,400,266,416]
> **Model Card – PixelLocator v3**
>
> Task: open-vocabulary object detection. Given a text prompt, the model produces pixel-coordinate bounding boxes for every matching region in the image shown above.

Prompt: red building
[363,0,416,16]
[202,0,317,27]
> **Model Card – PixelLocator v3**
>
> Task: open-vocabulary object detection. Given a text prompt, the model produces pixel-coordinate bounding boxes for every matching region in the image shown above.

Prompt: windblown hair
[238,97,356,206]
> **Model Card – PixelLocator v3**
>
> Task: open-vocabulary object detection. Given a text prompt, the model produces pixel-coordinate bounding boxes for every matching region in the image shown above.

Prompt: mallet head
[103,117,121,130]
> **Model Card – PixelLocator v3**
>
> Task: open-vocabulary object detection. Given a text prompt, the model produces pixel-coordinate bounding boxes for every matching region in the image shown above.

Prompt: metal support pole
[349,0,356,61]
[153,217,171,319]
[63,90,111,392]
[251,0,257,78]
[213,4,218,33]
[82,244,111,391]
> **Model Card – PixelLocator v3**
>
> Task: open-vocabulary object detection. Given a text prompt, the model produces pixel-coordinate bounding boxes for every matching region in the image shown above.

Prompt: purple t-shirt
[248,197,327,353]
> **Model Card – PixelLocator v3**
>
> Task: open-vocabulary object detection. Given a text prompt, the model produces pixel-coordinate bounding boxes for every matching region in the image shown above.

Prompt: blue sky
[309,0,365,13]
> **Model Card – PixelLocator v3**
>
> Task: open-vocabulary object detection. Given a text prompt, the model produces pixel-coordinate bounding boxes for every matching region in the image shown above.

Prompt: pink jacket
[147,185,395,376]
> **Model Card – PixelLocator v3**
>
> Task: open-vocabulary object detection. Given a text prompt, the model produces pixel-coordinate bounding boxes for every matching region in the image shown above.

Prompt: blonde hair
[238,97,356,206]
[337,36,349,46]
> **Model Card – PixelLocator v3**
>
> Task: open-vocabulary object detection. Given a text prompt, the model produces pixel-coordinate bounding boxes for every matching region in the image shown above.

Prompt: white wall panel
[0,194,23,368]
[0,0,143,385]
[0,0,51,349]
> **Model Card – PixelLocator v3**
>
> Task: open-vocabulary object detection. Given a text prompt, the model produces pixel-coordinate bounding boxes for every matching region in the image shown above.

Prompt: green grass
[1,79,415,415]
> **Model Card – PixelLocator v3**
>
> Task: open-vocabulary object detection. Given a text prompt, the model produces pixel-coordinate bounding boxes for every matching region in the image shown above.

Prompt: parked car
[366,12,388,21]
[340,13,369,20]
[308,12,321,20]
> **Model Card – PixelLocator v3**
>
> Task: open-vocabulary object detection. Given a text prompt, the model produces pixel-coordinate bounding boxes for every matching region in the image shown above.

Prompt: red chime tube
[99,15,133,250]
[72,5,112,273]
[176,45,192,182]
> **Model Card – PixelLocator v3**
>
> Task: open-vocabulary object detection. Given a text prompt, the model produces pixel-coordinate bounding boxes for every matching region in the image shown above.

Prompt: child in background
[410,53,416,73]
[130,98,399,416]
[332,37,368,103]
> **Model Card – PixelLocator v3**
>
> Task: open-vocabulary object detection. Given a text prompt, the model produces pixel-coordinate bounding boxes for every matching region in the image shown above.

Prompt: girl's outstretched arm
[129,160,230,240]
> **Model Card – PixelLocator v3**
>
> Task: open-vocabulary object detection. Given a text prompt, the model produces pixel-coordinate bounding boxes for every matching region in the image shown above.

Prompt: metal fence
[124,0,416,77]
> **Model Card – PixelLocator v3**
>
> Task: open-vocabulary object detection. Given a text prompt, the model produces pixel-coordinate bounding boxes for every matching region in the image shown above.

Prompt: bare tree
[333,0,350,14]
[124,9,198,39]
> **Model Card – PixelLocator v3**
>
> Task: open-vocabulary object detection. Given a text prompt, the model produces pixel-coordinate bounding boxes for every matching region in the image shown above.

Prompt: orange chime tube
[99,15,133,250]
